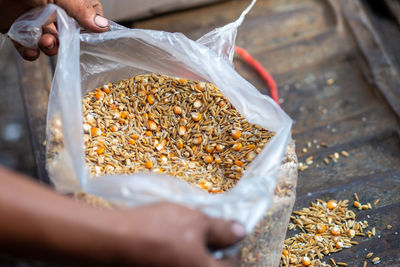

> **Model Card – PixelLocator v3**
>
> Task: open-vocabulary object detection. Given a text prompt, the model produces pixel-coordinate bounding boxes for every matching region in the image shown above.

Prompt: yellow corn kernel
[178,118,188,125]
[160,155,168,163]
[138,89,147,96]
[235,160,244,167]
[173,106,182,115]
[152,168,163,174]
[96,147,105,155]
[232,129,242,139]
[90,127,101,137]
[150,87,158,94]
[128,139,136,145]
[191,112,202,122]
[347,229,355,238]
[316,223,327,233]
[178,78,187,84]
[196,83,205,91]
[95,90,104,100]
[148,120,157,131]
[120,111,129,119]
[155,140,166,151]
[110,125,118,132]
[193,136,202,145]
[331,226,341,236]
[205,145,214,153]
[176,139,184,149]
[302,256,311,266]
[216,144,224,152]
[145,161,153,169]
[204,155,213,164]
[232,143,242,151]
[178,126,187,136]
[327,200,337,210]
[246,151,256,161]
[147,94,155,105]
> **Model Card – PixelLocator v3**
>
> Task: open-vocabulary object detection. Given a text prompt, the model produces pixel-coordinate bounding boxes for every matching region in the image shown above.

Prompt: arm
[0,166,244,266]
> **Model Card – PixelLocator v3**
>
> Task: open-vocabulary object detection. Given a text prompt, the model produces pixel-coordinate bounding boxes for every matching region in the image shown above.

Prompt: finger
[39,23,59,56]
[206,219,246,249]
[55,0,109,32]
[90,0,104,15]
[209,254,241,267]
[12,40,40,61]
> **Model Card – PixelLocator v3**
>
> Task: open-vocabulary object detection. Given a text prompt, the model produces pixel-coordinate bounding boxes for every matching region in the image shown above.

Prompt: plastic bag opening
[8,1,293,234]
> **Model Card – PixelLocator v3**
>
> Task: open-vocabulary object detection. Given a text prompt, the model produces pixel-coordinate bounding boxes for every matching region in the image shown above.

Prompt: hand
[0,167,245,266]
[0,0,109,61]
[109,203,245,267]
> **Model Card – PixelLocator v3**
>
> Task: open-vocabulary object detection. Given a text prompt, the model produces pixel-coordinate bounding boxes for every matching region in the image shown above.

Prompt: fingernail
[232,222,246,238]
[23,49,38,58]
[94,15,109,28]
[47,42,55,50]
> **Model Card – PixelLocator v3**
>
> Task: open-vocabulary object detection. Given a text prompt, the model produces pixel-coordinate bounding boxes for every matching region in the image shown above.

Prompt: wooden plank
[101,0,225,21]
[342,0,400,118]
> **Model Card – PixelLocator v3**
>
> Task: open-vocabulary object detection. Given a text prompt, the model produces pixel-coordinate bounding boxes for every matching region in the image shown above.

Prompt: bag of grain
[8,1,297,265]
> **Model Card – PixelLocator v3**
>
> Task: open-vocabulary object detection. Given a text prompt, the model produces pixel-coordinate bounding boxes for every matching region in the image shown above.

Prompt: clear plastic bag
[8,1,294,264]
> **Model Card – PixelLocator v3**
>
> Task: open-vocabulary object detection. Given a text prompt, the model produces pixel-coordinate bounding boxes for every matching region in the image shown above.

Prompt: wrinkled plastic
[8,1,292,234]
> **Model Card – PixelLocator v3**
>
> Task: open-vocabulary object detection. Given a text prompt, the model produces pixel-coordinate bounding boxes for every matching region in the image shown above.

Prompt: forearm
[0,166,121,264]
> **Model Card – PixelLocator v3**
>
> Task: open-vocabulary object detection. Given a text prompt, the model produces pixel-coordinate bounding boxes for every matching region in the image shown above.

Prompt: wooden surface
[100,0,225,21]
[135,0,400,265]
[16,54,52,185]
[18,0,400,265]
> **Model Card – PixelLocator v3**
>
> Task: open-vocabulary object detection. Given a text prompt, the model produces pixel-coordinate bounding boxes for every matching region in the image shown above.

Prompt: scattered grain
[326,78,335,85]
[372,257,380,264]
[341,150,349,157]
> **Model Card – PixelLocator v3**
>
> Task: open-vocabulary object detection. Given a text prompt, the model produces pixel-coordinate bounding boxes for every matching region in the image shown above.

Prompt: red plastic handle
[234,46,280,106]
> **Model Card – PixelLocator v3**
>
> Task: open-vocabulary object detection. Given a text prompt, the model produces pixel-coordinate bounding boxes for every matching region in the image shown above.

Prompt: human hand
[0,0,109,60]
[0,167,245,266]
[108,203,246,267]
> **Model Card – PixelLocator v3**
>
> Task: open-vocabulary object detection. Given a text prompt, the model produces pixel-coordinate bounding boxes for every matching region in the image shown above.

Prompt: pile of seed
[82,73,273,193]
[280,197,378,266]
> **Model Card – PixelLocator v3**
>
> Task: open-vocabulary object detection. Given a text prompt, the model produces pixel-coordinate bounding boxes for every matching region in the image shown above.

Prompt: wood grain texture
[100,0,225,21]
[16,54,52,184]
[134,0,400,265]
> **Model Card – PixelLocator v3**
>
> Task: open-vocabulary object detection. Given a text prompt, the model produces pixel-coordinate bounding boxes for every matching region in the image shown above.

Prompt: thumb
[55,0,109,32]
[206,219,246,249]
